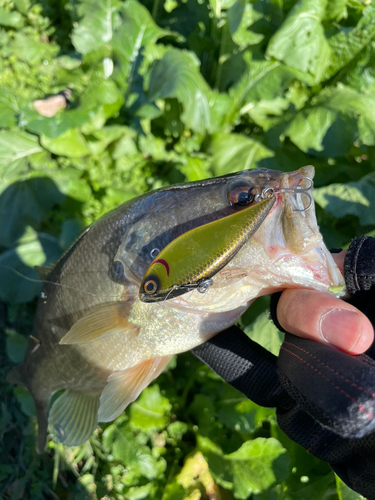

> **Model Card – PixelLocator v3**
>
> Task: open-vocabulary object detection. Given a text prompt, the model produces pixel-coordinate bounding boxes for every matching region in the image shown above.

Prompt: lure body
[140,196,276,302]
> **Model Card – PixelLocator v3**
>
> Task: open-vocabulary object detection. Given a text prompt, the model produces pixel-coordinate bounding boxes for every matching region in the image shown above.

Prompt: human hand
[192,236,375,499]
[272,250,374,354]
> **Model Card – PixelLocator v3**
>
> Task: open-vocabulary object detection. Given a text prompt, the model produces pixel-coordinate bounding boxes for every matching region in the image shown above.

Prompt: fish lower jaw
[267,245,344,290]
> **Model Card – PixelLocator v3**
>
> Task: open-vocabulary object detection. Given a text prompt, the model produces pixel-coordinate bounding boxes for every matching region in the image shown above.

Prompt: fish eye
[144,279,158,294]
[228,181,255,206]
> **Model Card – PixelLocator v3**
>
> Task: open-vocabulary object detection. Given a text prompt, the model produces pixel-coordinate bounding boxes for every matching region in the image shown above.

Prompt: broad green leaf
[129,385,171,432]
[0,179,64,247]
[175,451,219,498]
[267,0,331,82]
[245,311,284,356]
[0,229,60,302]
[13,388,36,418]
[226,58,313,124]
[5,328,28,364]
[24,108,93,139]
[198,436,288,498]
[325,0,348,21]
[227,0,264,48]
[210,132,273,176]
[227,438,289,498]
[313,173,375,226]
[86,125,127,155]
[327,4,375,79]
[0,131,42,172]
[112,0,167,88]
[177,157,211,182]
[283,86,375,155]
[71,0,120,55]
[148,49,214,134]
[197,436,233,491]
[41,129,90,157]
[0,92,18,128]
[335,475,363,499]
[0,9,23,28]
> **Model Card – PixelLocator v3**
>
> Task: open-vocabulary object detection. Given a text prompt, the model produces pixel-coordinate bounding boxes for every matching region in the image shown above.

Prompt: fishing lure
[139,196,276,302]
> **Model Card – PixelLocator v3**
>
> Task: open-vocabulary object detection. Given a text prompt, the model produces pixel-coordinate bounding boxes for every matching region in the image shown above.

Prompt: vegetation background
[1,0,375,498]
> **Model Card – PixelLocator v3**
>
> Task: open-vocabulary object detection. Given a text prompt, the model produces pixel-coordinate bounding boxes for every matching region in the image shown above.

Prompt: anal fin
[60,301,137,345]
[48,390,100,446]
[98,356,173,422]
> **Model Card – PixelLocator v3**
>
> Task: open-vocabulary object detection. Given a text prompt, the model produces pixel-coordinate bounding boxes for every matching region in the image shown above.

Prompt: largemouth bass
[9,167,344,452]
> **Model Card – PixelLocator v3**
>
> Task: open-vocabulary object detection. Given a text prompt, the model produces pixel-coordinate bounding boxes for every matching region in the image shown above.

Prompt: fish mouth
[250,166,343,290]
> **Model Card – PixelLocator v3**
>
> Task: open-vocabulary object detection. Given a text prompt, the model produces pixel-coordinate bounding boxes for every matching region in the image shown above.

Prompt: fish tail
[48,390,101,447]
[7,366,51,453]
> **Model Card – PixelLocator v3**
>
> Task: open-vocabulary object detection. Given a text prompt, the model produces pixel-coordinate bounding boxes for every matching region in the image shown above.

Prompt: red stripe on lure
[153,259,170,277]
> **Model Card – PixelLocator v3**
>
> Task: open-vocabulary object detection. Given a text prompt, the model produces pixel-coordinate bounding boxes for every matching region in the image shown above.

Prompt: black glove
[192,236,375,499]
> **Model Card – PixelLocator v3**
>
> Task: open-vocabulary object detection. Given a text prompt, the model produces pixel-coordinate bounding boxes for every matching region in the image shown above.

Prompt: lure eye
[228,183,255,206]
[144,279,158,294]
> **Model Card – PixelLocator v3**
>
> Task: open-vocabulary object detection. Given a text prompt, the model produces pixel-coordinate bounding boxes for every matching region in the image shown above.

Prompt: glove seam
[283,340,375,399]
[280,345,375,421]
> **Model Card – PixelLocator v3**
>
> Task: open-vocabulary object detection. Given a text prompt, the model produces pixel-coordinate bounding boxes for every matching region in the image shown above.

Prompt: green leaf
[130,385,171,432]
[245,311,284,356]
[148,49,214,134]
[325,0,348,21]
[197,436,233,491]
[313,172,375,226]
[0,92,18,128]
[283,86,375,155]
[335,474,363,499]
[0,179,64,248]
[112,0,167,88]
[5,328,28,364]
[13,388,36,418]
[41,129,90,157]
[210,132,273,176]
[86,125,128,155]
[327,4,375,79]
[10,33,56,64]
[0,9,23,28]
[0,229,60,302]
[227,0,264,48]
[24,108,93,139]
[227,438,289,498]
[71,0,120,55]
[0,131,42,172]
[267,0,331,82]
[198,436,289,498]
[226,58,313,124]
[102,425,162,479]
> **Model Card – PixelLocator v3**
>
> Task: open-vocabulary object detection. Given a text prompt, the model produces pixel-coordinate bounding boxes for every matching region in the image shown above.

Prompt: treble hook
[255,176,314,212]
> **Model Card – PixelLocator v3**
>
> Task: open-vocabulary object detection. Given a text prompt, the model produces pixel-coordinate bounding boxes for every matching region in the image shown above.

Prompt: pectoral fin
[98,356,173,422]
[48,390,100,446]
[60,302,137,345]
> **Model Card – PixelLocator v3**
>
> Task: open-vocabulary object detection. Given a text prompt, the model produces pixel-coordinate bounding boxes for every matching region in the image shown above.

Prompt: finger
[276,289,374,355]
[332,250,346,273]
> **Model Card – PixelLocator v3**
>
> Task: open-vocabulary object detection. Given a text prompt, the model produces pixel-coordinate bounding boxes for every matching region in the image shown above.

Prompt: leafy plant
[1,0,373,498]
